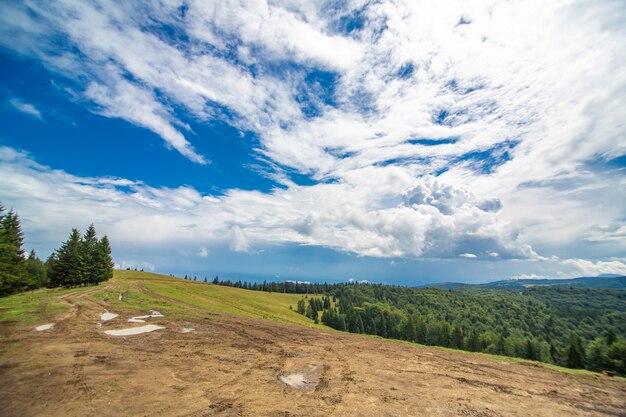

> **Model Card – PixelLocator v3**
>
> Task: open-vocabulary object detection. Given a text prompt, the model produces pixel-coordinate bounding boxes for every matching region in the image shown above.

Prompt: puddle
[278,365,322,390]
[180,328,195,334]
[104,325,164,336]
[35,323,54,331]
[100,312,118,321]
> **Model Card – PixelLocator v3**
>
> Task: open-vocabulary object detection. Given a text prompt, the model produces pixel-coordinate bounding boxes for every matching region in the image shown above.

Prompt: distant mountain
[421,275,626,290]
[418,281,470,290]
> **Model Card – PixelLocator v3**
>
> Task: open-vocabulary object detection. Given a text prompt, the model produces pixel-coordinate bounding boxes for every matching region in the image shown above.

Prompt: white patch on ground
[278,364,322,390]
[180,328,195,333]
[128,311,165,323]
[118,294,123,301]
[35,323,54,331]
[100,312,118,321]
[279,373,308,389]
[104,325,164,336]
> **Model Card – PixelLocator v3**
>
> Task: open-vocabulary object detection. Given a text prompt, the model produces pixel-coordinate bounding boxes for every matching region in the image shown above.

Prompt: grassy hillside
[1,270,622,381]
[0,270,328,329]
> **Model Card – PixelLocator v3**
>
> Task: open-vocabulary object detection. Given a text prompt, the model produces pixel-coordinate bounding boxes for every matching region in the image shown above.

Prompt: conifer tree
[586,338,609,372]
[0,207,33,295]
[403,315,417,342]
[82,224,98,284]
[565,333,586,369]
[94,235,113,283]
[49,228,84,287]
[452,326,465,350]
[25,250,48,288]
[525,339,536,360]
[297,299,306,315]
[607,329,617,346]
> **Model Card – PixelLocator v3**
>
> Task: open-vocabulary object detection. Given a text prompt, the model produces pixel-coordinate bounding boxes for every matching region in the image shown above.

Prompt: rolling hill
[0,270,624,416]
[421,275,626,290]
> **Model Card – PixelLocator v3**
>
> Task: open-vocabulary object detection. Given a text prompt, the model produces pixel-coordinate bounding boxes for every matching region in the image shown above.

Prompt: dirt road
[1,294,625,416]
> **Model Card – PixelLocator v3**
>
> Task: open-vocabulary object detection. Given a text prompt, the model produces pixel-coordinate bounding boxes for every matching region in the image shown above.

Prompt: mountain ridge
[419,275,626,290]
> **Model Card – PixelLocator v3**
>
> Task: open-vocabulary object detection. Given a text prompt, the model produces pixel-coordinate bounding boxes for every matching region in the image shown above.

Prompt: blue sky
[1,0,625,284]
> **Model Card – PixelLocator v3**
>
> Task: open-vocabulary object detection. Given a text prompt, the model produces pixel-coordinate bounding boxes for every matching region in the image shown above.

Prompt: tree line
[0,202,113,296]
[213,276,625,376]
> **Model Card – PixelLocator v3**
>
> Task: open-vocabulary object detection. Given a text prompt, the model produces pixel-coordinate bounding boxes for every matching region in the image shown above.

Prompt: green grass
[0,270,325,329]
[114,270,327,328]
[0,287,75,325]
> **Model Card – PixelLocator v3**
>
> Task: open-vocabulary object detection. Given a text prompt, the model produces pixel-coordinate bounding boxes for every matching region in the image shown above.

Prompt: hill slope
[0,270,624,416]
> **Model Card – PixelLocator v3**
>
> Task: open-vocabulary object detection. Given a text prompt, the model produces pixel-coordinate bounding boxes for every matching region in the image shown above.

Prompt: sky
[0,0,625,285]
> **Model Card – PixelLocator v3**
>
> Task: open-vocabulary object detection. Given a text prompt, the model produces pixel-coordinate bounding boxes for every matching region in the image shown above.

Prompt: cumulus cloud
[114,260,155,272]
[561,258,626,277]
[512,274,546,280]
[0,147,533,260]
[231,226,250,253]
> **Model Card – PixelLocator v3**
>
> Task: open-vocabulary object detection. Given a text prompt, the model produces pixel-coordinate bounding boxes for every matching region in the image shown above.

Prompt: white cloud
[114,260,155,272]
[512,274,546,280]
[0,0,624,274]
[460,253,477,259]
[231,226,250,253]
[561,258,626,277]
[8,98,44,120]
[0,146,532,260]
[197,246,209,257]
[84,78,206,164]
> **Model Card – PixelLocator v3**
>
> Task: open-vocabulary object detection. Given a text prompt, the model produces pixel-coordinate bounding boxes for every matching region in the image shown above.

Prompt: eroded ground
[1,291,625,417]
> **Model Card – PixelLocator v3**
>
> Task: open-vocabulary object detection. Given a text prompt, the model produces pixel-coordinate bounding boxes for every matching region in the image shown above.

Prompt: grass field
[0,286,79,325]
[0,270,327,329]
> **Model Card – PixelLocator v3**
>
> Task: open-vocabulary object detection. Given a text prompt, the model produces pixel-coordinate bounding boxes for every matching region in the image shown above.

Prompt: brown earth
[1,294,625,417]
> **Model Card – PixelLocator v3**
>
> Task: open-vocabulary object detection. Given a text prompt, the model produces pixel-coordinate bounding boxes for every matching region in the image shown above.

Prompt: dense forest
[214,278,626,376]
[0,202,113,296]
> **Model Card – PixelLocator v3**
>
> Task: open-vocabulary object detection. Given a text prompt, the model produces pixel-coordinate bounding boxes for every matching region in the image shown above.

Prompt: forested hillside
[215,278,626,376]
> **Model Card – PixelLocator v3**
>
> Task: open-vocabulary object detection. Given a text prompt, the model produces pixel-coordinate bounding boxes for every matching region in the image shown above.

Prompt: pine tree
[94,235,113,283]
[468,330,481,352]
[49,228,84,287]
[586,338,609,372]
[81,224,98,285]
[297,299,306,315]
[565,333,586,369]
[549,344,559,363]
[25,250,48,288]
[452,325,465,350]
[525,339,536,360]
[0,207,33,295]
[403,316,417,342]
[607,329,617,346]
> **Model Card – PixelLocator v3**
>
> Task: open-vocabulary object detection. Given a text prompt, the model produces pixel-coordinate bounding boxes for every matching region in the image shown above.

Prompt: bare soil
[1,295,625,417]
